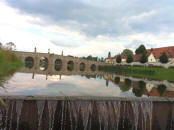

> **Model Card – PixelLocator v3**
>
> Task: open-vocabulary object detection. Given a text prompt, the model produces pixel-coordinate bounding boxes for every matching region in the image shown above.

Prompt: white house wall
[148,53,156,63]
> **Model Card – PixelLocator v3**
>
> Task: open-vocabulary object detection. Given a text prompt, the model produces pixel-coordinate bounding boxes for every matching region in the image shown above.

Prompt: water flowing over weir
[0,98,174,130]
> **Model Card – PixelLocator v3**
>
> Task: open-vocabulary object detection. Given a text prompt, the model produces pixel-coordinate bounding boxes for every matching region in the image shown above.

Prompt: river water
[0,67,174,130]
[0,67,174,98]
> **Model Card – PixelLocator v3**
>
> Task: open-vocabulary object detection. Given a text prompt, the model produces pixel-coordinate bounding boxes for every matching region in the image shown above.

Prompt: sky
[0,0,174,57]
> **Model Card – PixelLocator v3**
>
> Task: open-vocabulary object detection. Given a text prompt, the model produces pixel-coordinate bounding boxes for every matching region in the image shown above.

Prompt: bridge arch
[67,61,74,71]
[25,56,34,69]
[40,57,48,71]
[90,64,97,71]
[55,59,62,71]
[80,62,85,71]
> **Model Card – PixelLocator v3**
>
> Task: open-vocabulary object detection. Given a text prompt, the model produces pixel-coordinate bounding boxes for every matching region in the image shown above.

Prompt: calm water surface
[1,68,174,98]
[0,72,133,97]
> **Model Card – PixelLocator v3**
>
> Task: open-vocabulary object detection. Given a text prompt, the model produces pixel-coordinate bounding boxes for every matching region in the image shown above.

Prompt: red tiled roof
[114,54,127,59]
[147,46,174,59]
[106,54,127,60]
[133,54,142,62]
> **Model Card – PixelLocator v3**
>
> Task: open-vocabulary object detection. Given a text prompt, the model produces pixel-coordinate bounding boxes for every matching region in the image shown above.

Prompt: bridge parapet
[14,50,105,73]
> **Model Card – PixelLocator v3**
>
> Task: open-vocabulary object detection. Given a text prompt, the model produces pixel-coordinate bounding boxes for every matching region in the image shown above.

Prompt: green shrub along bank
[99,65,174,82]
[0,49,23,77]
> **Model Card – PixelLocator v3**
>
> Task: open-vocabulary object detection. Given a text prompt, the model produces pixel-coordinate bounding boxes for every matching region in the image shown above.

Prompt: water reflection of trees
[120,78,132,92]
[40,57,48,71]
[114,77,120,84]
[157,84,166,96]
[132,81,146,97]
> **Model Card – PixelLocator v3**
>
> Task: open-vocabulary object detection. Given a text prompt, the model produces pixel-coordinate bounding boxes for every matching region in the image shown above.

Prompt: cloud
[51,40,81,48]
[0,0,174,57]
[6,0,174,37]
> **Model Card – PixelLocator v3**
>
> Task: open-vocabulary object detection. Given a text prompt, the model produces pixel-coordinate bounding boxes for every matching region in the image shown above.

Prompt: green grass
[0,49,23,77]
[99,65,174,82]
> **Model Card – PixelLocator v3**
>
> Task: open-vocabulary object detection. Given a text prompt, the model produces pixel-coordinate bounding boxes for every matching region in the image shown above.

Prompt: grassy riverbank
[0,49,23,77]
[99,65,174,82]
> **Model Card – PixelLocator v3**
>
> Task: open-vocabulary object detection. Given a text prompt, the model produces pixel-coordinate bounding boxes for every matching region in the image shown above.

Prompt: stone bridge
[14,49,106,75]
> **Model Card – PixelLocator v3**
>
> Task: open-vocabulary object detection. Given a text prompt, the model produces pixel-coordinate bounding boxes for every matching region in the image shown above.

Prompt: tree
[122,49,133,56]
[126,55,133,63]
[0,42,2,48]
[140,53,147,63]
[159,52,168,63]
[108,51,111,58]
[135,44,147,54]
[116,55,122,63]
[5,42,16,50]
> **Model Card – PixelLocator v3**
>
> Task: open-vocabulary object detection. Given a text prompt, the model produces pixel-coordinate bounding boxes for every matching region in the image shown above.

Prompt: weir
[0,97,173,130]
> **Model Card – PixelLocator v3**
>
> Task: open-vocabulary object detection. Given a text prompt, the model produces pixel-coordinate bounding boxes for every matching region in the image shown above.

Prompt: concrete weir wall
[0,96,173,130]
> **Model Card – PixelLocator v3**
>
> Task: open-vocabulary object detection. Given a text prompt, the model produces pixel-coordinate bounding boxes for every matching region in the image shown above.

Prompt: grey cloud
[5,0,174,37]
[125,40,156,51]
[51,40,80,48]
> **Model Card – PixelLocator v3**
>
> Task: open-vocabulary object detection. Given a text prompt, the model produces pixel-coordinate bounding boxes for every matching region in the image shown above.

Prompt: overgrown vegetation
[0,49,23,77]
[99,65,174,82]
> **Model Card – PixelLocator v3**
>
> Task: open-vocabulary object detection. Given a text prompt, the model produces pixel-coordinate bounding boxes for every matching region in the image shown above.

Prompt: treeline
[0,42,16,50]
[81,55,105,62]
[99,65,174,82]
[99,65,155,76]
[110,44,169,64]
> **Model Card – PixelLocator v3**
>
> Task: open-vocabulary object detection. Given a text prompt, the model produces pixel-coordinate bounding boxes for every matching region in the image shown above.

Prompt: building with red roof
[106,46,174,64]
[147,46,174,63]
[105,54,127,64]
[133,46,174,64]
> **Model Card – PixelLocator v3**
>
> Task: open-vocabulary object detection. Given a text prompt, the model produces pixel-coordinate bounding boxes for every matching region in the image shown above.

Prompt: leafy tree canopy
[5,42,16,50]
[82,55,98,61]
[0,42,2,48]
[126,55,133,63]
[159,52,168,63]
[140,53,147,63]
[135,44,147,54]
[122,49,133,56]
[116,55,122,63]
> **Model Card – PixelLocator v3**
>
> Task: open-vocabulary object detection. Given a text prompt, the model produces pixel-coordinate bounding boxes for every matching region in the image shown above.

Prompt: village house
[106,46,174,64]
[105,57,115,64]
[105,54,127,64]
[133,46,174,64]
[146,46,174,63]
